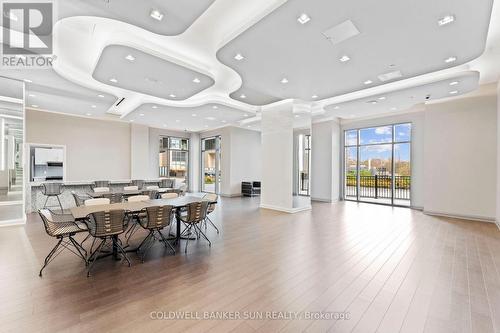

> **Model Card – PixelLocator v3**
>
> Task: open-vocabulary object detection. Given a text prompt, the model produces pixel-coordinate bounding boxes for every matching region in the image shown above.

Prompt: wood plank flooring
[0,197,499,333]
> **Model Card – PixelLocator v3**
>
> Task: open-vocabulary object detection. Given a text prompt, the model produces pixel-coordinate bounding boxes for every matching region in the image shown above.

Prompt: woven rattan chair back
[182,201,209,224]
[131,180,145,189]
[203,193,218,213]
[42,182,63,196]
[160,179,174,188]
[102,192,124,204]
[88,210,126,238]
[93,180,109,188]
[143,205,174,229]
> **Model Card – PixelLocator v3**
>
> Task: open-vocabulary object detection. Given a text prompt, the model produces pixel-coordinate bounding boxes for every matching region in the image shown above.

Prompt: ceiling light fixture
[438,15,455,26]
[243,114,249,117]
[390,107,397,111]
[192,114,197,117]
[240,94,246,99]
[97,94,104,98]
[175,120,180,123]
[23,79,32,83]
[449,81,459,86]
[169,94,176,98]
[212,105,218,109]
[31,104,39,108]
[130,120,134,122]
[449,90,458,95]
[125,54,135,61]
[297,13,311,25]
[86,113,92,116]
[234,53,244,61]
[150,9,164,21]
[28,94,36,97]
[339,55,350,62]
[139,113,145,117]
[163,124,167,127]
[281,78,289,84]
[109,78,118,83]
[364,80,373,85]
[221,120,227,123]
[333,106,340,110]
[294,115,300,118]
[192,77,201,83]
[311,95,318,99]
[91,105,96,108]
[378,96,386,100]
[444,56,457,63]
[152,105,158,109]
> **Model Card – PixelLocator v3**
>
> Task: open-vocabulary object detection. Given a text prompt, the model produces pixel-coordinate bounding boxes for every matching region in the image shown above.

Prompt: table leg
[112,235,119,260]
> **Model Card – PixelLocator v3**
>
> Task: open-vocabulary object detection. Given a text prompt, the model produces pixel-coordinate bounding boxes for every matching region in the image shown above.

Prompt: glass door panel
[201,136,221,194]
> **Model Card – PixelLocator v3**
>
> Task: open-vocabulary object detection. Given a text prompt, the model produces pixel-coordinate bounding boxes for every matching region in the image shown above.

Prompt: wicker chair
[130,180,145,190]
[41,182,64,211]
[124,195,150,244]
[85,209,129,277]
[71,191,90,207]
[135,205,176,262]
[179,201,210,253]
[38,209,88,276]
[102,192,124,204]
[160,179,174,188]
[93,181,109,189]
[142,189,159,199]
[178,183,187,196]
[202,193,219,234]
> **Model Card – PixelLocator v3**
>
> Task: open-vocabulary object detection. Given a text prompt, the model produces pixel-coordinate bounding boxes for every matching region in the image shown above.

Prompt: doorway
[201,136,221,194]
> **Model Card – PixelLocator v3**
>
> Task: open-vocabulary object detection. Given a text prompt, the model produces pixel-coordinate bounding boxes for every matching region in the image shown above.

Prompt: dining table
[70,196,213,260]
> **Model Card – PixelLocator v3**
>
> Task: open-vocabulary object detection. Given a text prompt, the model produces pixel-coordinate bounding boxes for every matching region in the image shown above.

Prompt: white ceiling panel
[125,103,253,132]
[92,45,215,101]
[217,0,493,105]
[57,0,215,36]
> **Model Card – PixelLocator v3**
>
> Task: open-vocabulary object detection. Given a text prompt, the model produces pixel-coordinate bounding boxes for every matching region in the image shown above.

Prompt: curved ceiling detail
[92,45,215,101]
[125,103,252,132]
[58,0,216,36]
[322,71,480,119]
[217,0,493,105]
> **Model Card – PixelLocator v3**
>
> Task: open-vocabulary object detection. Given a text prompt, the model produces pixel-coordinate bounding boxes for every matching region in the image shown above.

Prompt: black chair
[241,181,261,197]
[135,205,176,262]
[179,201,210,253]
[141,189,158,199]
[102,192,124,203]
[38,209,88,276]
[85,209,130,277]
[41,182,64,211]
[202,193,219,234]
[71,191,90,207]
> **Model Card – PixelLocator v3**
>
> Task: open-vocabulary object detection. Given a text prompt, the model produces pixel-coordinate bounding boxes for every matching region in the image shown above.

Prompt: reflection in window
[159,137,189,186]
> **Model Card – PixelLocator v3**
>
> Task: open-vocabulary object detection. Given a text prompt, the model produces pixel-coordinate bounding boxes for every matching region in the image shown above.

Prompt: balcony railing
[345,175,411,200]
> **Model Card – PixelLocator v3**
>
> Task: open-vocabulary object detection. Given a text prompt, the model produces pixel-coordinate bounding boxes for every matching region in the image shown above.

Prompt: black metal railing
[345,175,411,200]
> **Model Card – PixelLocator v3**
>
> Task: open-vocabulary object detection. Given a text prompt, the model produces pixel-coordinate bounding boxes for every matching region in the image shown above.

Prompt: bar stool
[41,182,64,212]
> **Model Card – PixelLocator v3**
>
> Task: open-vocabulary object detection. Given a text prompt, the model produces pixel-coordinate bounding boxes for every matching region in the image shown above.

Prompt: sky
[345,124,411,161]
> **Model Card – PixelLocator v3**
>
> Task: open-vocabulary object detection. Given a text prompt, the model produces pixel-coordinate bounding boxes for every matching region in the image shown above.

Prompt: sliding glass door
[344,123,411,206]
[297,134,311,196]
[159,137,189,187]
[201,136,221,194]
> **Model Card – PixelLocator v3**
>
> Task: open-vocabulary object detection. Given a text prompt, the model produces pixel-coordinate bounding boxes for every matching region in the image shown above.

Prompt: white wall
[130,124,149,179]
[498,82,500,227]
[26,110,131,181]
[311,120,335,202]
[341,110,426,208]
[189,132,201,192]
[424,92,497,221]
[229,127,261,196]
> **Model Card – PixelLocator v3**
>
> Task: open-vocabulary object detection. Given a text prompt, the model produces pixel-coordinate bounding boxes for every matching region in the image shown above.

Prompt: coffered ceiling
[0,0,498,132]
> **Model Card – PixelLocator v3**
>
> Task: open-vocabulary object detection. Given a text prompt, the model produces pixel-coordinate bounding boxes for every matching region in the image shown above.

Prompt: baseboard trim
[311,197,332,203]
[219,193,243,198]
[411,205,424,211]
[0,200,23,206]
[423,210,496,224]
[0,217,26,227]
[260,204,312,213]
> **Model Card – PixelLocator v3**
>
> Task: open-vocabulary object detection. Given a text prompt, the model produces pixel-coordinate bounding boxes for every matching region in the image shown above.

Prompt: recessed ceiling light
[281,78,289,84]
[449,90,458,95]
[91,105,96,108]
[139,113,145,117]
[212,105,218,109]
[109,78,118,83]
[175,120,180,123]
[162,124,167,127]
[205,117,216,121]
[221,120,227,123]
[86,113,92,116]
[243,114,249,117]
[297,13,311,25]
[333,106,340,110]
[130,119,135,122]
[125,54,135,61]
[24,79,32,83]
[150,9,164,21]
[364,80,373,85]
[152,105,158,109]
[449,81,459,86]
[369,100,378,105]
[378,96,386,100]
[294,115,300,118]
[390,107,397,111]
[31,104,38,108]
[28,94,36,97]
[444,56,457,63]
[339,55,350,62]
[247,125,251,128]
[234,53,244,61]
[169,94,176,98]
[311,94,318,99]
[193,77,201,83]
[97,94,104,98]
[205,125,209,128]
[192,114,197,117]
[438,15,455,26]
[240,94,246,99]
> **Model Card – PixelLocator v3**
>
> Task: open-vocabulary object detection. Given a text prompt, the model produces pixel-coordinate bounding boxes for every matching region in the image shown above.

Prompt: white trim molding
[424,210,496,224]
[260,203,312,214]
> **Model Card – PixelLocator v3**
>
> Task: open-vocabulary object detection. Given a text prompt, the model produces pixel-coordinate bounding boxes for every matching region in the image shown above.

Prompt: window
[159,137,189,186]
[344,123,411,206]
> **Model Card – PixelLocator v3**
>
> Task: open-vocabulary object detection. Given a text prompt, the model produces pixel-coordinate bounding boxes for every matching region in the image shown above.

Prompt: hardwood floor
[1,197,499,333]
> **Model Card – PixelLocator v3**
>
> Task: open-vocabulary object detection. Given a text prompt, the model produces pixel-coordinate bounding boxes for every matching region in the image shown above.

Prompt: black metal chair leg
[43,196,49,209]
[158,230,176,254]
[136,230,154,253]
[56,195,64,212]
[87,238,106,277]
[69,236,88,265]
[207,216,219,234]
[139,233,157,262]
[194,223,212,247]
[115,243,131,267]
[39,238,63,277]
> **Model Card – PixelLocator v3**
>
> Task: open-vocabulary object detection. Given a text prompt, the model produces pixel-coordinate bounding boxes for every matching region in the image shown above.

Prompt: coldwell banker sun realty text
[2,0,55,68]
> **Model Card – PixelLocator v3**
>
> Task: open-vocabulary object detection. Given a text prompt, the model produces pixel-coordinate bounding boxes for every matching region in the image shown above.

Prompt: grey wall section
[341,110,425,208]
[26,110,131,181]
[131,124,149,179]
[424,92,497,221]
[498,82,500,228]
[311,120,339,202]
